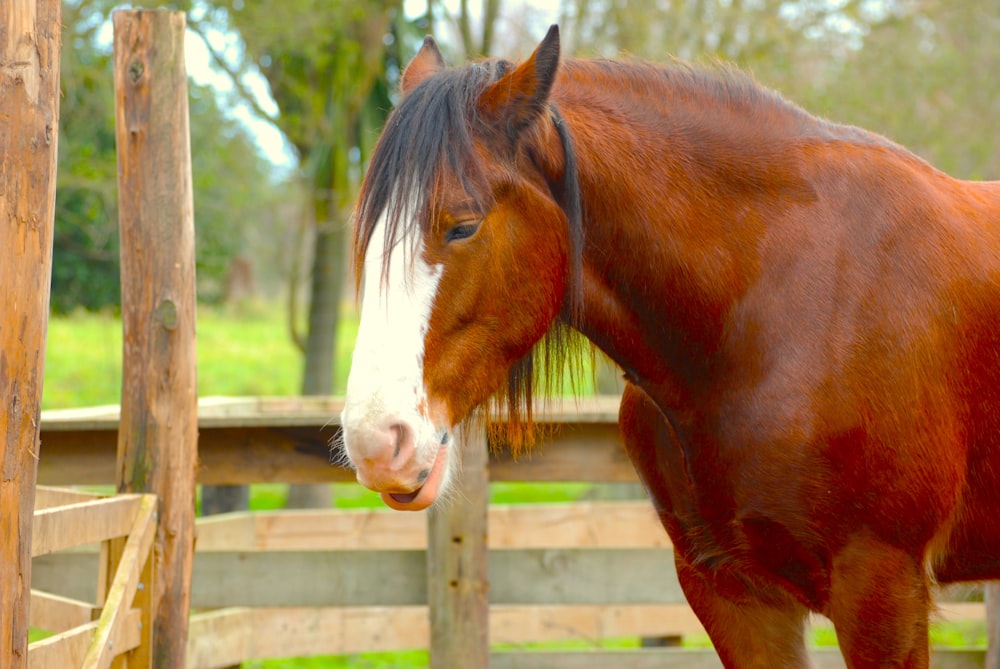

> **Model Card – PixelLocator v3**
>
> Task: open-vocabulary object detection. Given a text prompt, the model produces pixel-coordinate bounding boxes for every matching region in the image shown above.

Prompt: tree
[803,0,1000,180]
[182,0,409,507]
[54,0,288,314]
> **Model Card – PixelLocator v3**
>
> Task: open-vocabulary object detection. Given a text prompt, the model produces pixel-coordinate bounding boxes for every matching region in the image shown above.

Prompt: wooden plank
[195,505,424,551]
[32,553,101,603]
[37,425,353,486]
[490,604,706,641]
[82,494,156,669]
[186,609,254,668]
[113,9,198,667]
[187,607,429,666]
[40,396,619,431]
[490,648,987,669]
[38,397,630,486]
[195,511,257,550]
[0,0,62,665]
[490,549,684,605]
[492,649,729,669]
[190,550,428,607]
[185,604,703,664]
[988,582,1000,669]
[428,426,490,669]
[488,502,667,549]
[32,548,991,616]
[32,495,141,557]
[38,422,635,486]
[37,430,119,486]
[27,608,141,669]
[34,486,102,510]
[188,548,681,607]
[30,590,97,633]
[193,501,666,551]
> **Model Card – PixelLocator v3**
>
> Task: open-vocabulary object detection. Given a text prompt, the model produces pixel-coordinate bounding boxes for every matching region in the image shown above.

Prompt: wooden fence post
[0,1,61,666]
[986,583,1000,669]
[112,10,198,667]
[428,425,490,668]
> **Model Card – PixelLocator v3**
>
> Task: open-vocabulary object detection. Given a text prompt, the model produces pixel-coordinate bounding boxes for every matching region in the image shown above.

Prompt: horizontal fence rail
[28,487,156,669]
[37,400,992,667]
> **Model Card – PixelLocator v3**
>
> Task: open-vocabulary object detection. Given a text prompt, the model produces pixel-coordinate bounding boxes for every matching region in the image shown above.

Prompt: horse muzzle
[340,408,451,511]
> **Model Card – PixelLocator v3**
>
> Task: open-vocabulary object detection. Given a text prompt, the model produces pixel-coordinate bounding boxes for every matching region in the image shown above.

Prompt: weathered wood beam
[112,10,197,667]
[0,1,61,665]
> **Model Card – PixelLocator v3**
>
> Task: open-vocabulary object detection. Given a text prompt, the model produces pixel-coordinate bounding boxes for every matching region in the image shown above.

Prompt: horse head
[340,27,576,509]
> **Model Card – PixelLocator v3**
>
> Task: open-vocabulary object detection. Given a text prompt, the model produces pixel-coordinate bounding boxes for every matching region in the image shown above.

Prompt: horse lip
[389,490,421,505]
[380,445,448,511]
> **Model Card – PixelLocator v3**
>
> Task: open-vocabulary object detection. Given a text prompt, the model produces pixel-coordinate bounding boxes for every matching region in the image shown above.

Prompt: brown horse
[340,25,1000,667]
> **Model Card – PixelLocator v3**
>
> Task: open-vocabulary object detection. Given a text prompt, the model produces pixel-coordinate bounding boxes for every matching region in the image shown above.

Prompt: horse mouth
[380,445,448,511]
[389,490,420,505]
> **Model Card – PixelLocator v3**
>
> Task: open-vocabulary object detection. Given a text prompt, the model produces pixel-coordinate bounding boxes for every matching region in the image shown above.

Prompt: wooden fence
[28,487,156,668]
[35,397,990,668]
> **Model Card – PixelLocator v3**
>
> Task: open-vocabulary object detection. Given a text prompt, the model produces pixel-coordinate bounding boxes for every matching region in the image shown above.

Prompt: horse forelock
[353,62,517,291]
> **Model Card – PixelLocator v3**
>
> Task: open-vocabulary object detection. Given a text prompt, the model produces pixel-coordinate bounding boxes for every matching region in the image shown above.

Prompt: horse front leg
[824,533,931,669]
[618,382,814,668]
[676,551,816,669]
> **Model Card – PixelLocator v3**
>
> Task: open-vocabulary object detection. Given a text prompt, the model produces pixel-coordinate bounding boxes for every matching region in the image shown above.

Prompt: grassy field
[43,301,355,409]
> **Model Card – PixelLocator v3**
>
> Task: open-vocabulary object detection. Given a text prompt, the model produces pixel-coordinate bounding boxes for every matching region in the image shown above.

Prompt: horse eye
[444,222,480,243]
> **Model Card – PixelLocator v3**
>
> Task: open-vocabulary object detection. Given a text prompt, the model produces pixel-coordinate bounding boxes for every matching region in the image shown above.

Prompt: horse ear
[479,25,561,140]
[401,36,446,94]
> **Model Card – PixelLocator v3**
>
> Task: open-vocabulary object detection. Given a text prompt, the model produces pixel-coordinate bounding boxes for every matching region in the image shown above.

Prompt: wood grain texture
[112,9,197,667]
[987,583,1000,669]
[37,399,635,485]
[27,609,141,669]
[0,0,61,665]
[428,427,490,668]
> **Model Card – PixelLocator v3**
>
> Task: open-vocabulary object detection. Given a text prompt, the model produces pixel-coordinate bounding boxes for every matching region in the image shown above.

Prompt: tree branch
[186,17,280,127]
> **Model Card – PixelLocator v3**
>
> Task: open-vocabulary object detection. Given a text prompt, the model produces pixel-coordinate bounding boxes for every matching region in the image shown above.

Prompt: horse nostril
[389,422,414,460]
[390,424,402,458]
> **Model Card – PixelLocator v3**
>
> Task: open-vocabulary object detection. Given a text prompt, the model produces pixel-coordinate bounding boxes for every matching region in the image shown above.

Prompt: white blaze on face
[341,204,453,504]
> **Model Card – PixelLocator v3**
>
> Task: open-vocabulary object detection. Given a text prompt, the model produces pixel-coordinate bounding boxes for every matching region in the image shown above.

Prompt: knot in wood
[128,59,144,83]
[154,299,178,330]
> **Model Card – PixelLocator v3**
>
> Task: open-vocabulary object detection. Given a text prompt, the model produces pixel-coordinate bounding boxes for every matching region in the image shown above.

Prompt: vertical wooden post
[0,1,61,666]
[427,426,490,668]
[112,10,197,668]
[987,583,1000,668]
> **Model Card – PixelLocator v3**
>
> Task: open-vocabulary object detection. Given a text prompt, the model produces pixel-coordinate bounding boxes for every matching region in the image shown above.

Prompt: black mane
[353,60,513,281]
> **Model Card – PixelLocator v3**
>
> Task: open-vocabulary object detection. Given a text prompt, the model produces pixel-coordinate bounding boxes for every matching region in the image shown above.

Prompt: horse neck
[550,68,789,394]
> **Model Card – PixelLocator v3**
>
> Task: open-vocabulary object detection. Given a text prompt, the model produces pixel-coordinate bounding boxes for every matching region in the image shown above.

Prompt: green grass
[43,300,358,409]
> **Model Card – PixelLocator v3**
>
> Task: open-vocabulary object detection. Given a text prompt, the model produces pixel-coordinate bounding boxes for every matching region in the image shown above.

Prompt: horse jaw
[340,212,455,511]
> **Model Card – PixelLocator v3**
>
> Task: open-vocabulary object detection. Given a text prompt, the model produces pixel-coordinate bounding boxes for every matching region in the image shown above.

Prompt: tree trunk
[286,196,348,509]
[0,2,61,665]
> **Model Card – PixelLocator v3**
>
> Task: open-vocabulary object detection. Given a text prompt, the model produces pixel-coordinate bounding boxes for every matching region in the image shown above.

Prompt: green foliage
[53,3,293,313]
[800,2,1000,181]
[53,2,120,313]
